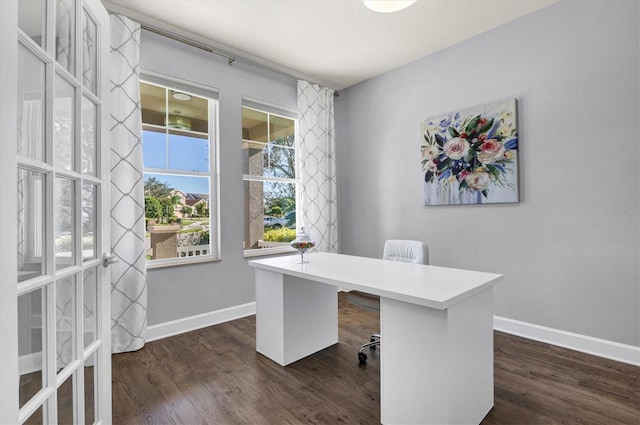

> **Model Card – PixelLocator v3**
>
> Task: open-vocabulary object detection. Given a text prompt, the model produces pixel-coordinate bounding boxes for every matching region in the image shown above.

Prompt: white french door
[0,1,112,424]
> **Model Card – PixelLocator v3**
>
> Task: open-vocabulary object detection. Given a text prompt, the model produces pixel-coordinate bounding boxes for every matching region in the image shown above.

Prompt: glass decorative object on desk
[290,227,316,263]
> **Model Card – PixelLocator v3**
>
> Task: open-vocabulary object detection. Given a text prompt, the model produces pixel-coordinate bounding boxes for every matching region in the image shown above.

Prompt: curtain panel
[109,14,147,353]
[297,81,338,253]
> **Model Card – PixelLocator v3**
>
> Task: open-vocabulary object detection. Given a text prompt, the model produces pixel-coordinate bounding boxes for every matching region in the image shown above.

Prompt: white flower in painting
[497,124,513,138]
[477,139,505,164]
[424,159,437,172]
[442,137,469,160]
[500,110,512,122]
[465,170,491,191]
[421,145,440,160]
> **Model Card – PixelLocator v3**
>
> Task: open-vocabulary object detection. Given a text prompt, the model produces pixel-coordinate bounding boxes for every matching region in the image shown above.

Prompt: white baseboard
[19,352,42,375]
[143,303,639,367]
[494,316,640,367]
[145,302,256,342]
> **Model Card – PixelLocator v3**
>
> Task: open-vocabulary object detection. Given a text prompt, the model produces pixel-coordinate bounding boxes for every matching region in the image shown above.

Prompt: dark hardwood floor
[112,293,639,424]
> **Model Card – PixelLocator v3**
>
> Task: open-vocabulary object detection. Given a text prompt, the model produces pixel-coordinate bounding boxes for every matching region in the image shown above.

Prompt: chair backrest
[383,240,428,265]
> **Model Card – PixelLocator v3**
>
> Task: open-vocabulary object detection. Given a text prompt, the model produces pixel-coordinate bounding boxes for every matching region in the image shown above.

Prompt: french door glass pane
[84,352,96,424]
[56,275,75,372]
[17,44,46,162]
[18,169,46,282]
[19,0,47,48]
[18,287,45,408]
[57,374,74,424]
[83,267,98,349]
[81,96,97,176]
[23,404,44,425]
[55,178,76,270]
[82,10,97,94]
[54,74,76,171]
[55,0,75,74]
[82,183,96,261]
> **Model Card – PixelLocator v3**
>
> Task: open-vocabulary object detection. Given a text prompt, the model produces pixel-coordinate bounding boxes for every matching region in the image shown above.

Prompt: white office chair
[347,239,428,364]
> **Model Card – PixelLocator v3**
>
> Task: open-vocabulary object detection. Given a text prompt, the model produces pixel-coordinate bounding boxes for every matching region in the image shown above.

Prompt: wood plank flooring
[112,293,639,424]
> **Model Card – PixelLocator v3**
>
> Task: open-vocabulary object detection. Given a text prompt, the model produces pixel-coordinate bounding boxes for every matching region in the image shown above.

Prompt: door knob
[102,252,119,268]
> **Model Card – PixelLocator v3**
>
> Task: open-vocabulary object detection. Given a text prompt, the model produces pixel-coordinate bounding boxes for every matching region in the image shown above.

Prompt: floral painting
[421,99,519,205]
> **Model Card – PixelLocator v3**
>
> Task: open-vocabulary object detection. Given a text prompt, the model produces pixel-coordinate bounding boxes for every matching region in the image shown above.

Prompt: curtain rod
[140,24,339,97]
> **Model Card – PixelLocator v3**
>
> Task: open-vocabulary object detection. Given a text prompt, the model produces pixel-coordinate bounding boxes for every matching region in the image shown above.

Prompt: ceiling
[104,0,558,90]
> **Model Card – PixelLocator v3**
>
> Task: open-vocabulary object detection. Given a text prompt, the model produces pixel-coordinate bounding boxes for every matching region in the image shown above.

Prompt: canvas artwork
[421,99,519,205]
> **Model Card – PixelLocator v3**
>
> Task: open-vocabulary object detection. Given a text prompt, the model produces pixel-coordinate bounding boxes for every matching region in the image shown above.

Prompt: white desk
[249,252,503,425]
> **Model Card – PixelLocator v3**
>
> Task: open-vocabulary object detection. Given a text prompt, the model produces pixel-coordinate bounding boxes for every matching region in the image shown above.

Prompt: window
[140,79,219,266]
[242,101,298,255]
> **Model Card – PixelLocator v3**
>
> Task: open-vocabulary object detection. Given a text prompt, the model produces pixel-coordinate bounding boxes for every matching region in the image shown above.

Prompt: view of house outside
[143,175,211,260]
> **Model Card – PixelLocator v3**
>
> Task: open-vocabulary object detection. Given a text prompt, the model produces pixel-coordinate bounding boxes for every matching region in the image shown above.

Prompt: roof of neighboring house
[185,193,208,201]
[184,193,209,207]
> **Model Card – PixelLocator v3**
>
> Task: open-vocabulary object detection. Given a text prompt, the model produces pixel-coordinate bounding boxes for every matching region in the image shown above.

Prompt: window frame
[140,71,220,269]
[241,99,299,257]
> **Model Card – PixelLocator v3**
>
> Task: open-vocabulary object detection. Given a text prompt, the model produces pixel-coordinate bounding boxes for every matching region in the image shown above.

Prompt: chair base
[358,334,381,364]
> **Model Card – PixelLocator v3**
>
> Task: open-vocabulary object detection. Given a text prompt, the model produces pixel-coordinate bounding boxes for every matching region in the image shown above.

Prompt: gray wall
[335,0,639,346]
[141,30,297,325]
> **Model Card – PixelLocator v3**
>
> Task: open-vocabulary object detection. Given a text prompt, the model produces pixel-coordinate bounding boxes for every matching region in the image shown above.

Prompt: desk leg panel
[380,298,449,425]
[256,269,286,365]
[380,288,494,425]
[255,269,338,366]
[447,288,494,424]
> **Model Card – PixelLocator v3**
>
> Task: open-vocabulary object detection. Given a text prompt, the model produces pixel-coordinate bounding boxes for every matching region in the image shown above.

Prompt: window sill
[244,246,297,258]
[146,255,221,270]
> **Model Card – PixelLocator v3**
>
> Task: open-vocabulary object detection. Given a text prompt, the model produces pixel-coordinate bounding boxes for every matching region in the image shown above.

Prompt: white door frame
[0,1,20,423]
[93,1,113,422]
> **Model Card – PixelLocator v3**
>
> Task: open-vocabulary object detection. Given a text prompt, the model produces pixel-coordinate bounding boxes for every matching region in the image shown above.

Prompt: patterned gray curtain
[297,81,338,253]
[109,14,147,353]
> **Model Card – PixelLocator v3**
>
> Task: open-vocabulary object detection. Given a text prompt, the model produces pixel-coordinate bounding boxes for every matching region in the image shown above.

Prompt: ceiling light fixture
[166,114,192,131]
[172,91,192,101]
[363,0,416,13]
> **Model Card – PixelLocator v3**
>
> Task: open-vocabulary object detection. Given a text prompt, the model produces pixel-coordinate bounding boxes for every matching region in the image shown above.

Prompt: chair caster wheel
[358,352,367,364]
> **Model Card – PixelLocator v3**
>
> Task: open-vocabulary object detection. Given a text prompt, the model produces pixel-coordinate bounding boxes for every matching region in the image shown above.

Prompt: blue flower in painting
[454,112,460,120]
[439,118,451,128]
[438,169,451,181]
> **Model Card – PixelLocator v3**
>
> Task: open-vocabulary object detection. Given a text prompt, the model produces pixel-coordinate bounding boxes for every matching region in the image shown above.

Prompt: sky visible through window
[143,130,210,194]
[143,173,209,195]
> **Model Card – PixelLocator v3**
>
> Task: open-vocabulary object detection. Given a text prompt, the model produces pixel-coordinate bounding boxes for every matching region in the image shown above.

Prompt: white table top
[249,252,503,310]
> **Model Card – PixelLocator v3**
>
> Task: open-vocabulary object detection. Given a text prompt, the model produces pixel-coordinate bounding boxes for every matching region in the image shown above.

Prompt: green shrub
[145,196,163,220]
[264,227,296,242]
